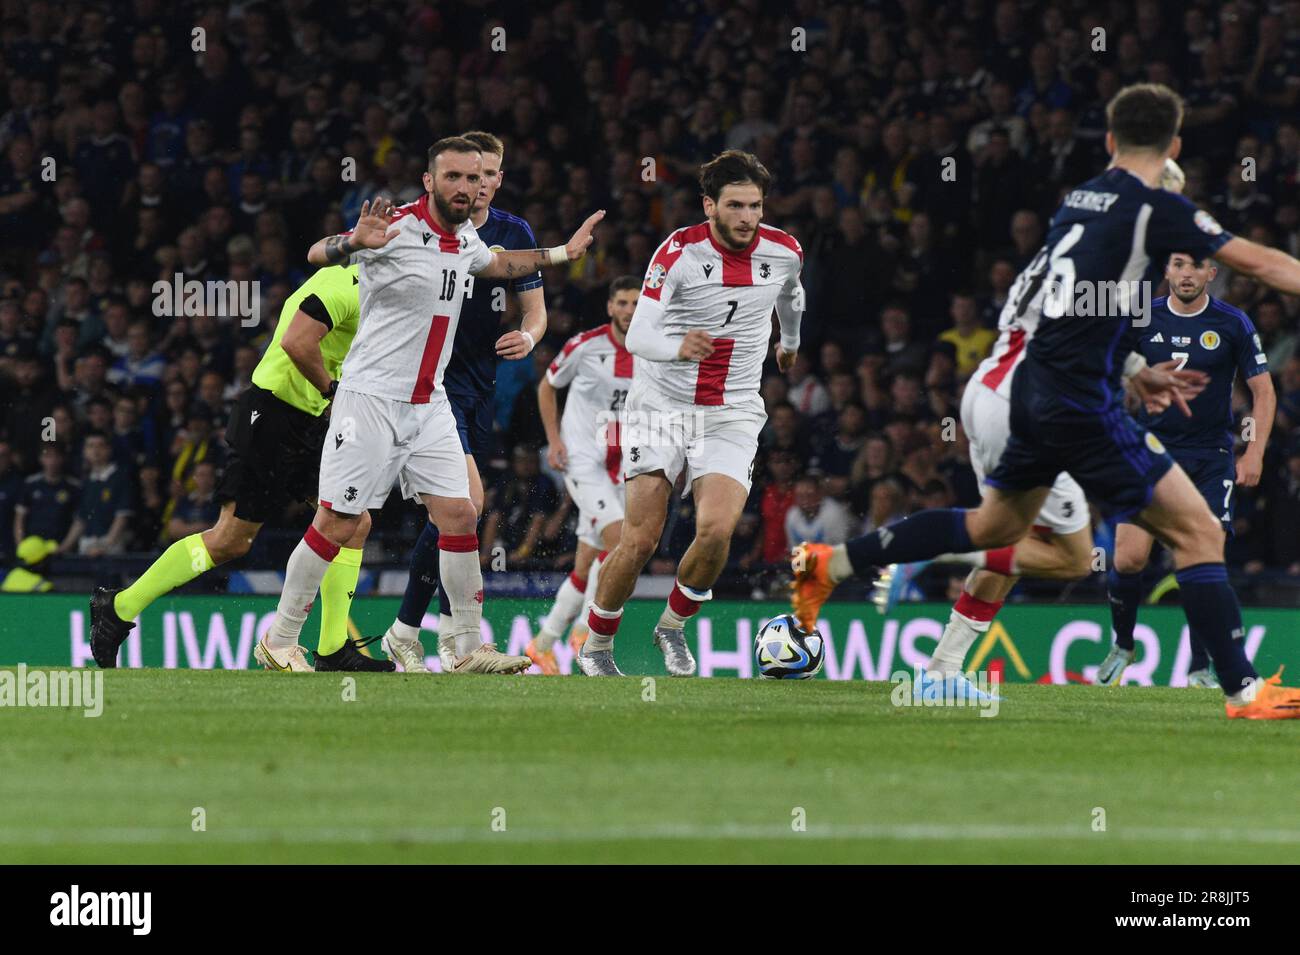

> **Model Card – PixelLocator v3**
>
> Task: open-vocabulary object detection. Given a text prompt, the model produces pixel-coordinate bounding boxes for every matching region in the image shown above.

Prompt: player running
[367,131,541,675]
[88,264,393,672]
[579,150,805,677]
[792,84,1300,719]
[526,276,639,674]
[1097,251,1275,687]
[258,136,601,672]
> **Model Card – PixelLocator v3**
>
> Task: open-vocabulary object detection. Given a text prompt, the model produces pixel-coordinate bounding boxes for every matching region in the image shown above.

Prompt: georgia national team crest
[645,263,667,289]
[1200,330,1221,350]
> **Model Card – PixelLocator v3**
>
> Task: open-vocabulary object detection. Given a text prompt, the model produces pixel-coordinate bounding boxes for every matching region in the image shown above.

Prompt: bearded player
[578,150,804,677]
[88,264,392,673]
[526,276,639,674]
[793,84,1300,719]
[257,136,602,672]
[368,130,541,675]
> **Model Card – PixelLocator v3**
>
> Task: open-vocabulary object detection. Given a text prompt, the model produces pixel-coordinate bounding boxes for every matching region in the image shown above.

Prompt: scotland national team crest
[1200,330,1221,350]
[1145,432,1166,454]
[646,263,667,289]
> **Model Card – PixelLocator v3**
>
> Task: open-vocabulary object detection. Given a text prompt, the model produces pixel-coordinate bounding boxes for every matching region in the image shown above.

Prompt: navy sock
[397,521,440,628]
[1174,563,1254,695]
[1106,569,1142,652]
[844,508,974,575]
[1187,633,1211,673]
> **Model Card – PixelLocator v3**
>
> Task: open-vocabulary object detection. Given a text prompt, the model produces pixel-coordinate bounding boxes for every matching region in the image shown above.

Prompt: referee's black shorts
[217,385,328,524]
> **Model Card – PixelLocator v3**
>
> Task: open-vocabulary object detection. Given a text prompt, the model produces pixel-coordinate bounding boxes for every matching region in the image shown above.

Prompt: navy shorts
[445,389,494,458]
[986,368,1174,522]
[1171,451,1236,535]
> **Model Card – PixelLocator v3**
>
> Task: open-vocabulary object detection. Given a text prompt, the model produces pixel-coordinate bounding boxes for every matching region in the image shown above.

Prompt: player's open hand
[775,345,797,373]
[1134,360,1208,417]
[565,210,606,261]
[547,440,568,472]
[677,329,715,362]
[495,330,533,360]
[352,197,397,249]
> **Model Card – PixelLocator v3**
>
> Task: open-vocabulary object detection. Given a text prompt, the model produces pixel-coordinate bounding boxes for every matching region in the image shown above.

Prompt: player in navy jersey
[370,131,545,674]
[792,83,1300,719]
[1097,251,1275,687]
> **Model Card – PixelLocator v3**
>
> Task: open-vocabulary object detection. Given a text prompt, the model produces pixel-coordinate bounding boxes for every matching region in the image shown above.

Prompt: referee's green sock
[114,533,215,621]
[318,546,363,654]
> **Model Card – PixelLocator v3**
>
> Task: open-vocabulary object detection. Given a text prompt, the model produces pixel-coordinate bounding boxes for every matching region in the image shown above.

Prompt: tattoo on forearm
[502,251,548,277]
[323,235,352,264]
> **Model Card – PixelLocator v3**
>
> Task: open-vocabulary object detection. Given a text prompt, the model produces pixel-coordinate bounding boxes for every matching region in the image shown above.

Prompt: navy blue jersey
[442,207,543,398]
[1135,296,1268,457]
[1016,167,1234,411]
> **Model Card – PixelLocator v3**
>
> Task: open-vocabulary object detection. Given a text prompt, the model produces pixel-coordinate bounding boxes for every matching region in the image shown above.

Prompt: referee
[89,264,393,672]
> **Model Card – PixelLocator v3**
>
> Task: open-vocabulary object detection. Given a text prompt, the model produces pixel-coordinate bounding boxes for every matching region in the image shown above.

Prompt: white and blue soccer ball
[754,613,825,679]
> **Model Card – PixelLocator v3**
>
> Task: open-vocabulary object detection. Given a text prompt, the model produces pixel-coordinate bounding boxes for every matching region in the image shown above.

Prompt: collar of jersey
[705,222,760,259]
[413,193,458,239]
[1167,294,1211,319]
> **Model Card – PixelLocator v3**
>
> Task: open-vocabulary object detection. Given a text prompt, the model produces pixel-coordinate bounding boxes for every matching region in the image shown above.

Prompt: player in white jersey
[526,277,640,674]
[578,150,805,677]
[256,136,603,672]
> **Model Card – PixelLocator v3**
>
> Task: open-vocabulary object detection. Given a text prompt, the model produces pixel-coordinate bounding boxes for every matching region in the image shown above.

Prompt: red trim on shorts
[438,533,479,553]
[411,314,451,403]
[597,550,609,562]
[587,606,623,636]
[985,546,1015,577]
[569,570,588,591]
[320,500,332,509]
[694,337,735,405]
[304,525,340,562]
[954,591,1003,623]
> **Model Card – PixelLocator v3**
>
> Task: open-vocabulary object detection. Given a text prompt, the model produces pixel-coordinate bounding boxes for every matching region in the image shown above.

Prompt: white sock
[440,549,484,657]
[537,572,588,651]
[386,619,420,646]
[268,535,334,649]
[935,550,986,567]
[828,544,854,582]
[928,610,989,675]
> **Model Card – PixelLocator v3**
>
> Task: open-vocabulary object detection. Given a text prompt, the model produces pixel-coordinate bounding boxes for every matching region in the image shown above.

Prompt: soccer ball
[754,613,825,679]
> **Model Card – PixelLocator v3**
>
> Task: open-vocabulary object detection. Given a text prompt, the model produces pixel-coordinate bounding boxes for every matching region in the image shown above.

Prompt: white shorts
[318,387,469,513]
[564,464,625,548]
[960,381,1090,535]
[621,378,765,494]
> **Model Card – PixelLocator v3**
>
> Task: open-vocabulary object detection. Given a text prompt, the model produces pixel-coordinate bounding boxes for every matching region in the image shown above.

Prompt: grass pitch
[2,669,1297,864]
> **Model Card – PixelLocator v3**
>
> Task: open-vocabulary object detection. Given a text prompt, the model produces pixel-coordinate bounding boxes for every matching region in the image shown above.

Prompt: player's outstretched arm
[1215,237,1300,296]
[306,197,396,266]
[476,210,606,279]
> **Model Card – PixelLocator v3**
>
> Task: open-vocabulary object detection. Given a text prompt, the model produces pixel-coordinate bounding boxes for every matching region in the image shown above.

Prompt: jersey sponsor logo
[702,263,714,278]
[250,410,261,424]
[1255,352,1268,364]
[1194,209,1224,235]
[1150,332,1164,342]
[1200,330,1221,350]
[668,238,682,253]
[422,232,433,245]
[1253,333,1263,351]
[1144,432,1166,454]
[645,263,667,289]
[335,432,345,450]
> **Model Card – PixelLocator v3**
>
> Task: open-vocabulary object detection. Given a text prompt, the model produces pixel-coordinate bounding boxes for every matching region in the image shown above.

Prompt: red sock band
[438,533,479,553]
[985,546,1015,577]
[668,581,703,619]
[954,591,1003,623]
[304,525,340,562]
[587,607,623,636]
[569,570,588,591]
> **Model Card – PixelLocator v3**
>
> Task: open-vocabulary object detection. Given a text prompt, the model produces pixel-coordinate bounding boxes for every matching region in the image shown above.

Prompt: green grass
[2,669,1298,863]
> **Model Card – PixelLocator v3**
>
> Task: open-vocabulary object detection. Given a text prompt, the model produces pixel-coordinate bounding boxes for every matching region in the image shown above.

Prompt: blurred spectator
[166,459,220,542]
[14,444,80,550]
[785,476,851,548]
[62,431,133,556]
[481,447,562,568]
[938,291,997,378]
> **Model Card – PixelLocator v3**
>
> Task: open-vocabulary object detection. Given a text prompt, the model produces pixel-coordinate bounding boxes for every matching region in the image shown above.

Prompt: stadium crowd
[2,0,1299,596]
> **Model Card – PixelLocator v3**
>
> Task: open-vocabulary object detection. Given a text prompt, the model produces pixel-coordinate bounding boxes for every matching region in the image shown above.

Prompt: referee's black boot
[89,587,136,669]
[313,637,396,672]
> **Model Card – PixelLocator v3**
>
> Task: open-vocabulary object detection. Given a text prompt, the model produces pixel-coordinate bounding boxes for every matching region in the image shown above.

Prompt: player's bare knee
[622,531,658,564]
[1113,549,1148,575]
[693,516,734,551]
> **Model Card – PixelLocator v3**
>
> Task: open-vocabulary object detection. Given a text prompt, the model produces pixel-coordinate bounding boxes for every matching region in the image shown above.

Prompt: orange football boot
[568,623,589,656]
[1225,668,1300,720]
[790,541,838,632]
[524,639,559,675]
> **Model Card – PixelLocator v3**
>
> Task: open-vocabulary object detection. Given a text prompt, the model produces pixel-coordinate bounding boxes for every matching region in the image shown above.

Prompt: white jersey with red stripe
[546,324,635,479]
[630,222,803,413]
[340,193,494,404]
[973,284,1045,399]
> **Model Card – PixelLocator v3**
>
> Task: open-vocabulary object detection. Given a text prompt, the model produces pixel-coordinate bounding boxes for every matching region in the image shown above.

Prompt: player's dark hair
[608,276,640,298]
[699,150,773,201]
[427,136,482,172]
[1106,83,1183,153]
[461,130,504,159]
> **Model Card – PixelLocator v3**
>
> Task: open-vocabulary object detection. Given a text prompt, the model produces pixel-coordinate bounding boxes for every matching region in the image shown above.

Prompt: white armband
[546,246,568,266]
[1122,351,1148,382]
